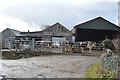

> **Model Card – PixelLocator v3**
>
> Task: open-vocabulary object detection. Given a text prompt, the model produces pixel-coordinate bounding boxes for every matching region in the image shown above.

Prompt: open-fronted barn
[72,17,120,42]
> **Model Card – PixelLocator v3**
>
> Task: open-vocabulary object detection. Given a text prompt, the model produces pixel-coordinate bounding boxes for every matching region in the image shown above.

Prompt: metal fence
[34,41,104,54]
[2,40,104,54]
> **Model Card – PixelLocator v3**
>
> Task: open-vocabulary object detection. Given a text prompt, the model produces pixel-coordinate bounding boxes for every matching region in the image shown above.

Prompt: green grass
[84,63,117,79]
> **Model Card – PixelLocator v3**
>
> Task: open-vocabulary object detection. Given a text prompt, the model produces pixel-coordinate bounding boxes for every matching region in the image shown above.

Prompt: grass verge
[84,63,117,79]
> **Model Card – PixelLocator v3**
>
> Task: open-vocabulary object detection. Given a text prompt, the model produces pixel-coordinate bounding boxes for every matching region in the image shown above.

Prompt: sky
[0,0,119,32]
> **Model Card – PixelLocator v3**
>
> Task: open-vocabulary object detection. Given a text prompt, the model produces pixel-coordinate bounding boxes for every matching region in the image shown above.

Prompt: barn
[2,28,22,49]
[72,17,120,42]
[21,22,73,42]
[1,22,73,49]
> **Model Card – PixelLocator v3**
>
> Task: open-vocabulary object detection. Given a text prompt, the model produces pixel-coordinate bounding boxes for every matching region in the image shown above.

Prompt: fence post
[62,42,65,54]
[32,38,35,51]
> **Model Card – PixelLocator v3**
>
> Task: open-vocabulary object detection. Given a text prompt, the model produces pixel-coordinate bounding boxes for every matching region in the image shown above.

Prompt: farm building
[1,22,73,50]
[2,17,119,50]
[2,28,23,49]
[21,22,73,42]
[72,17,120,42]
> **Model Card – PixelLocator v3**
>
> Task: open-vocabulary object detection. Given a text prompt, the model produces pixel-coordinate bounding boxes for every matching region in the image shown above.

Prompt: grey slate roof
[74,17,120,31]
[10,29,22,36]
[3,28,23,36]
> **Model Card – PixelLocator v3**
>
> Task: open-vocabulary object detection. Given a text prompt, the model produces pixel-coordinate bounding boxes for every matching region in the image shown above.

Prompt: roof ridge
[10,28,21,32]
[74,16,103,27]
[74,17,120,31]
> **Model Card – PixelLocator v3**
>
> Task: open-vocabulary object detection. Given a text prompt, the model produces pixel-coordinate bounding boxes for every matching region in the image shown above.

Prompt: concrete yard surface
[0,55,99,78]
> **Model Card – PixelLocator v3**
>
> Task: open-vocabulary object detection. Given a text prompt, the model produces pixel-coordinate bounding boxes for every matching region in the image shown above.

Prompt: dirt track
[0,55,99,78]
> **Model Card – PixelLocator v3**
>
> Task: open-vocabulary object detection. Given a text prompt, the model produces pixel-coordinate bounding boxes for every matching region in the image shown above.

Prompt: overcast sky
[0,0,119,32]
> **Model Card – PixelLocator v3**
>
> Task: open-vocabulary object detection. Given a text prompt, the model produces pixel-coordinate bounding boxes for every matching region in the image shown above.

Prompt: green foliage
[84,63,116,79]
[100,38,118,77]
[101,39,117,53]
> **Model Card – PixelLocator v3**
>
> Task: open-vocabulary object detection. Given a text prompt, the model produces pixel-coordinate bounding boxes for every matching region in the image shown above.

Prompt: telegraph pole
[118,1,120,78]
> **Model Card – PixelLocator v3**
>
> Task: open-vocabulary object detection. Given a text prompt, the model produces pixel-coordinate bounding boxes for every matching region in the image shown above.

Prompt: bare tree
[40,25,50,30]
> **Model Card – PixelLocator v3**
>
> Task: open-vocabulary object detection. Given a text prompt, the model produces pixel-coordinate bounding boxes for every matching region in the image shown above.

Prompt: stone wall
[100,39,119,78]
[100,51,118,73]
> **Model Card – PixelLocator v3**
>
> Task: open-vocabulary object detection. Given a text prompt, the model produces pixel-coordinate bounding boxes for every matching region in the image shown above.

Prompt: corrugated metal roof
[74,17,120,31]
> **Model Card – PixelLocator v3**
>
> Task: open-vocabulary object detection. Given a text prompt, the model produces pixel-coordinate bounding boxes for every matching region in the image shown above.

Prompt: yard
[0,55,99,78]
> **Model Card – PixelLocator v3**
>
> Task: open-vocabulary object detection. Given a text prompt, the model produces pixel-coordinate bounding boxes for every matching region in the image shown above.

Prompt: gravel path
[0,55,99,78]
